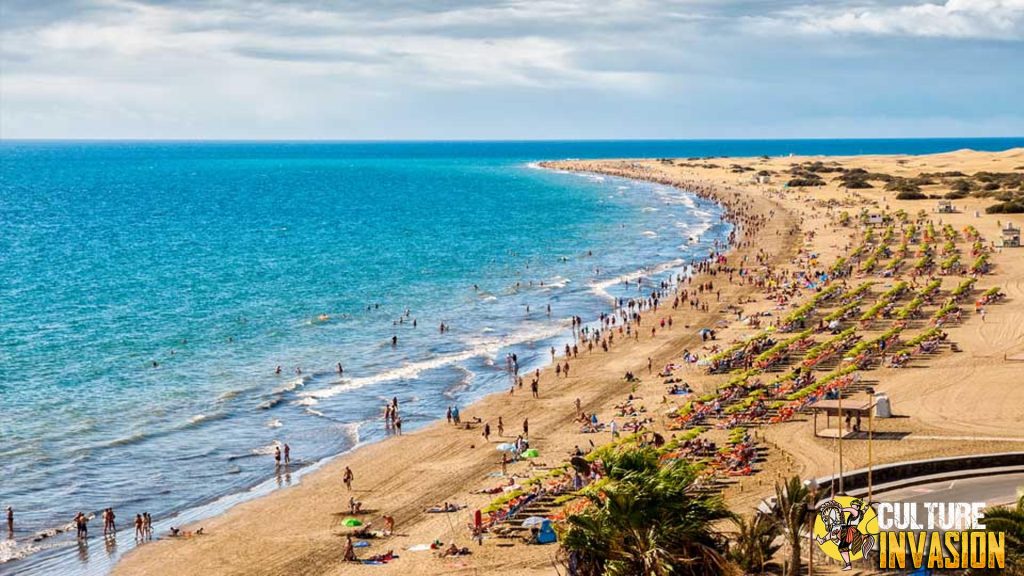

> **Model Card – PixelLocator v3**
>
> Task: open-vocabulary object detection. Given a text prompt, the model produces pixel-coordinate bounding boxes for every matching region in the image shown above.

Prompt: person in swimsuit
[343,467,354,491]
[343,535,357,561]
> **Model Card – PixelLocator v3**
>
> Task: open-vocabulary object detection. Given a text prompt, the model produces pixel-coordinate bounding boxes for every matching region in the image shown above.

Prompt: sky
[1,0,1022,140]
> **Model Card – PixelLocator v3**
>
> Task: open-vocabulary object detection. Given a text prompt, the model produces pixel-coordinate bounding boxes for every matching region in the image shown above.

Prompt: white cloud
[0,0,1021,138]
[754,0,1024,40]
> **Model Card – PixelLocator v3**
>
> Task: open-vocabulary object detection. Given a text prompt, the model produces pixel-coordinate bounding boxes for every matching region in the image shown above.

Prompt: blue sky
[1,0,1022,139]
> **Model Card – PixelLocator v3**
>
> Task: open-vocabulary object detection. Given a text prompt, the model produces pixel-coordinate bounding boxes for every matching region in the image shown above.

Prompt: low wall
[812,451,1024,496]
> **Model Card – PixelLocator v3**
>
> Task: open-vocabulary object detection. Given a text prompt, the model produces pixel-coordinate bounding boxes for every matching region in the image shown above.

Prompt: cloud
[0,0,1021,138]
[750,0,1024,40]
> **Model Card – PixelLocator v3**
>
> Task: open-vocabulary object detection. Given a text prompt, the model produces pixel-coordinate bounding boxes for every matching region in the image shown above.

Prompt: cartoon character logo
[813,495,879,571]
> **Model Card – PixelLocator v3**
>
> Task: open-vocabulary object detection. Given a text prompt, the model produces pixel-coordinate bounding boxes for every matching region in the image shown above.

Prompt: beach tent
[521,516,546,527]
[536,520,557,544]
[343,518,363,527]
[522,448,540,459]
[496,443,517,452]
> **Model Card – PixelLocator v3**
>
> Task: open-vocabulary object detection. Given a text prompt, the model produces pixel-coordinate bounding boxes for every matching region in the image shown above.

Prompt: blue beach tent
[537,520,557,544]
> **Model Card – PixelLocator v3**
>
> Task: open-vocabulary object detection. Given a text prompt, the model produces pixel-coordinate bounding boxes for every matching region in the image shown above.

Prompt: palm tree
[771,476,812,576]
[560,446,735,576]
[977,495,1024,575]
[728,512,781,575]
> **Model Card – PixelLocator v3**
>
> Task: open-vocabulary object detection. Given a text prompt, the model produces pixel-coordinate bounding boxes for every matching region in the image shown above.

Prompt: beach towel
[426,504,466,513]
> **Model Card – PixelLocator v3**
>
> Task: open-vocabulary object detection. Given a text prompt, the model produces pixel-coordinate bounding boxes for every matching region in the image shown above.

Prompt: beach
[108,147,1024,576]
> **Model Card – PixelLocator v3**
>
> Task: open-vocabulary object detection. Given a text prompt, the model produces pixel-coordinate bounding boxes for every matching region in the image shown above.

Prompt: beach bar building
[811,398,875,439]
[865,212,884,227]
[936,200,955,214]
[1003,223,1021,247]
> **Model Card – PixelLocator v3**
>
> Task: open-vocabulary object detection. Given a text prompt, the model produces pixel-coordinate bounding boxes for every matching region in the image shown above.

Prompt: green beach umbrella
[343,518,363,527]
[522,448,540,459]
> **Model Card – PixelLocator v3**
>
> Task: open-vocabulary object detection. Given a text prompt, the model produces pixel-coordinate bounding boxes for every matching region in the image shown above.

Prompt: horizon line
[3,136,1024,144]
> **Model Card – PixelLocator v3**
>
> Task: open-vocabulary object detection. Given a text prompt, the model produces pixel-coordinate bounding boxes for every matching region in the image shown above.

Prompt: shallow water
[1,138,1021,574]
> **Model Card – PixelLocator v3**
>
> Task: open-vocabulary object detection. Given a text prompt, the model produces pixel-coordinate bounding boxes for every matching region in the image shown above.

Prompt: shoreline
[3,167,737,575]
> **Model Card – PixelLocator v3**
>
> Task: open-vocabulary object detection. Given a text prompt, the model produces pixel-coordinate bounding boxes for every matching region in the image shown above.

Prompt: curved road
[882,472,1024,508]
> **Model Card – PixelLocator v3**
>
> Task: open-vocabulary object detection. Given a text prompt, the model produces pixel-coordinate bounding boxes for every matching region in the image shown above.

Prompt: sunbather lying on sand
[364,550,396,563]
[426,502,464,513]
[441,543,472,557]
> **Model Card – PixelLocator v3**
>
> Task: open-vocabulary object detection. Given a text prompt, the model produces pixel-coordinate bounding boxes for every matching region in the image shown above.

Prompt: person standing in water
[284,443,291,465]
[7,506,13,537]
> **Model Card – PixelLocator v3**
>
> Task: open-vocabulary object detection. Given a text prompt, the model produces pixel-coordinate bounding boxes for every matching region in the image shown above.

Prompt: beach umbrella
[521,516,546,527]
[342,518,363,527]
[521,448,540,459]
[569,456,590,473]
[496,443,516,452]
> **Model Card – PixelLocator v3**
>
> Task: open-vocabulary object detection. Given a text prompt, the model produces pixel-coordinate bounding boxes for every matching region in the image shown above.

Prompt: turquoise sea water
[1,138,1021,574]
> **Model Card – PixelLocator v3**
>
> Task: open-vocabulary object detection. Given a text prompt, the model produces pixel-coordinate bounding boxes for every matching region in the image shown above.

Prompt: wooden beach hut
[811,398,875,439]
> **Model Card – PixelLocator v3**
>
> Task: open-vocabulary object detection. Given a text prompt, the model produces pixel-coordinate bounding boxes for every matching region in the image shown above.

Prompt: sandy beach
[113,148,1024,576]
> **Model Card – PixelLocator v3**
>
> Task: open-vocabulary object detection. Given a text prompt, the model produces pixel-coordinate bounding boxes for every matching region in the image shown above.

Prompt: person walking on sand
[383,515,395,536]
[343,466,354,491]
[531,379,539,399]
[446,406,452,424]
[523,418,529,438]
[483,422,491,442]
[497,416,504,437]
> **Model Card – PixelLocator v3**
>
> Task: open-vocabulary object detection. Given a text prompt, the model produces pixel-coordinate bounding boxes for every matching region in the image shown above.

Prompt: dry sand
[114,148,1024,576]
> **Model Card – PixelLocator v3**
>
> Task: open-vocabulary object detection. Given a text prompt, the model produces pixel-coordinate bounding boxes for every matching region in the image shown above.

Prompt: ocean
[1,138,1021,574]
